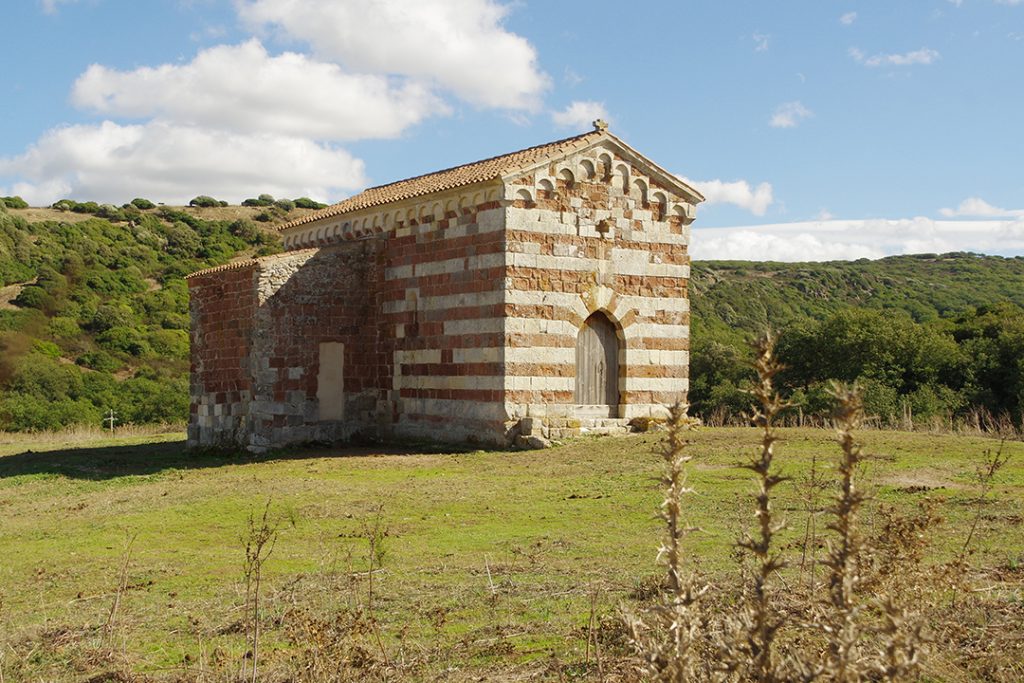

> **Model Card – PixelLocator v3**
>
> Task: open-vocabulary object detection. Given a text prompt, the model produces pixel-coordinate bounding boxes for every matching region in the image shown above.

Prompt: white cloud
[0,121,367,206]
[939,196,1024,218]
[552,101,609,129]
[40,0,76,14]
[849,47,941,67]
[236,0,549,110]
[815,209,835,220]
[71,40,447,141]
[692,218,1024,261]
[679,177,775,216]
[753,31,770,52]
[840,12,858,25]
[693,229,883,261]
[770,101,813,128]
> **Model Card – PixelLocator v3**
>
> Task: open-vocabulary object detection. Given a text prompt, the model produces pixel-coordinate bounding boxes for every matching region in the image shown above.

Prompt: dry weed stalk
[960,441,1011,558]
[819,383,927,682]
[725,334,793,682]
[625,401,708,681]
[821,383,868,680]
[948,441,1012,608]
[243,500,278,683]
[103,530,138,645]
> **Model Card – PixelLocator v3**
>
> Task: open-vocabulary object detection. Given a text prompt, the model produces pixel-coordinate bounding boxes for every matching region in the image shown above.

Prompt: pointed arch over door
[575,311,620,417]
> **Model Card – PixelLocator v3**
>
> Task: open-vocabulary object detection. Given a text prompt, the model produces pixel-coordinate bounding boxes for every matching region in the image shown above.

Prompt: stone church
[186,122,702,451]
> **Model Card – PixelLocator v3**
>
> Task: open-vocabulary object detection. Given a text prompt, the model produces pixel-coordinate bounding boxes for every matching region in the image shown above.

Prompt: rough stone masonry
[186,122,703,452]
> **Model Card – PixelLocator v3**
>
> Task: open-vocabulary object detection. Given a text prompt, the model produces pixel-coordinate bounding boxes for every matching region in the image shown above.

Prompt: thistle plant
[625,402,708,681]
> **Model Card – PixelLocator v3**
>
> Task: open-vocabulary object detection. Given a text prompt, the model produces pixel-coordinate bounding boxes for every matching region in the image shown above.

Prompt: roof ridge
[276,128,605,232]
[361,129,598,195]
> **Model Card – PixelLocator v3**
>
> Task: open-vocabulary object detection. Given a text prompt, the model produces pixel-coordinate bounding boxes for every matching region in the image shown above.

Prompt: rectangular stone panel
[317,341,345,422]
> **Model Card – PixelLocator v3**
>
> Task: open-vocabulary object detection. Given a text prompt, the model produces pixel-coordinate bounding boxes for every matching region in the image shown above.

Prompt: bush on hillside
[97,326,151,357]
[294,197,327,209]
[274,198,296,212]
[95,204,128,222]
[72,201,100,214]
[130,197,156,210]
[76,350,121,373]
[189,195,222,208]
[242,193,276,207]
[1,196,29,209]
[51,199,78,212]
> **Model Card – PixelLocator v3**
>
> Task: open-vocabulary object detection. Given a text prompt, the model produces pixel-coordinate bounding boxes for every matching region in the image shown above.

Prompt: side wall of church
[500,145,693,440]
[376,193,510,445]
[187,263,258,448]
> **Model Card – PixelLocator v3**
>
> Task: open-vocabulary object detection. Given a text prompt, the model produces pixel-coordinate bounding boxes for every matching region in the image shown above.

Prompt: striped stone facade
[188,126,701,451]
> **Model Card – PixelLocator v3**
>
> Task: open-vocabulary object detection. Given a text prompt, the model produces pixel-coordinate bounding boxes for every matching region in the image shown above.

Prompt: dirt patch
[0,278,35,310]
[881,471,959,492]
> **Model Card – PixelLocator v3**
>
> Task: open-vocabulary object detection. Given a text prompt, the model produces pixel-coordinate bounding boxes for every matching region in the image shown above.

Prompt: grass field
[1,427,1021,681]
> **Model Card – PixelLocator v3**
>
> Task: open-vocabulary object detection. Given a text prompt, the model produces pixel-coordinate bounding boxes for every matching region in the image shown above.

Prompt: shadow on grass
[0,438,485,481]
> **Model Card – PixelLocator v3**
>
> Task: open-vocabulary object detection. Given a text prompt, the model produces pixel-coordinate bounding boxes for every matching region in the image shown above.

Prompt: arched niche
[557,168,575,190]
[580,159,596,180]
[614,164,630,192]
[633,178,649,207]
[652,191,668,221]
[537,178,554,199]
[598,153,613,181]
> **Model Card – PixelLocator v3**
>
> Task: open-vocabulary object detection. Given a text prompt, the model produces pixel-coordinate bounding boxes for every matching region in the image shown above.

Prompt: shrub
[1,196,29,209]
[47,317,81,339]
[130,197,156,210]
[254,211,273,223]
[189,195,221,208]
[164,221,202,257]
[76,350,121,373]
[12,285,55,312]
[72,201,100,214]
[228,219,261,242]
[95,204,128,222]
[97,326,151,357]
[293,197,327,210]
[148,328,189,360]
[52,199,78,212]
[274,198,296,212]
[0,393,102,431]
[243,193,277,207]
[32,340,62,358]
[89,303,136,332]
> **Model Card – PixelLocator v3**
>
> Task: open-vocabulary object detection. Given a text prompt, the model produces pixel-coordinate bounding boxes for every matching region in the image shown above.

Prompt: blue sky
[2,0,1022,260]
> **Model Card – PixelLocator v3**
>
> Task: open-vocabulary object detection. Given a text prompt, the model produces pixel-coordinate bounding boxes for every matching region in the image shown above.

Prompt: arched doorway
[575,311,620,417]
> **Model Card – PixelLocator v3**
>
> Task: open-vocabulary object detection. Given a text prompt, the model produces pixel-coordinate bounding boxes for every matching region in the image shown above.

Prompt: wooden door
[575,312,619,416]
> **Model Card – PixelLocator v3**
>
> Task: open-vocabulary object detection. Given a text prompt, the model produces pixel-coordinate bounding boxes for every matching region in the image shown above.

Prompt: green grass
[1,428,1022,680]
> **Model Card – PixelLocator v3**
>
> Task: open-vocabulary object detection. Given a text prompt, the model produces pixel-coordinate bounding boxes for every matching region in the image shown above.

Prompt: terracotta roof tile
[277,129,603,232]
[185,248,319,280]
